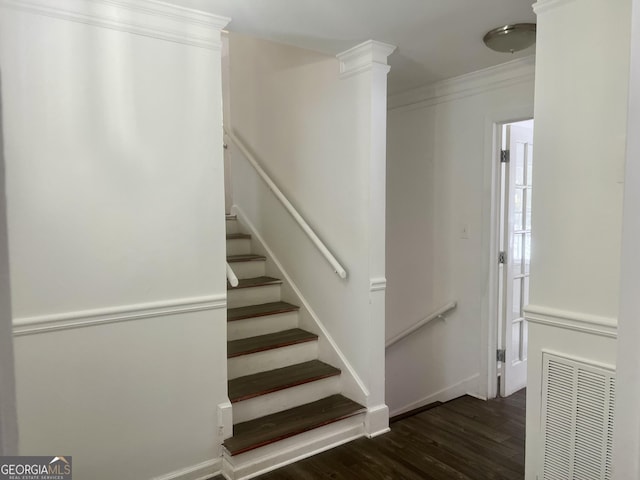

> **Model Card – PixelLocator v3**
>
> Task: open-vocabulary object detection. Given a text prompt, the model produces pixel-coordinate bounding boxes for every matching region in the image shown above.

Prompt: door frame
[480,104,534,400]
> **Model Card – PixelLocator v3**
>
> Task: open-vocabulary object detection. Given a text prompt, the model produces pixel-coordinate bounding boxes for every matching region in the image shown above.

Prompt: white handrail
[385,301,457,349]
[225,129,348,279]
[226,262,239,287]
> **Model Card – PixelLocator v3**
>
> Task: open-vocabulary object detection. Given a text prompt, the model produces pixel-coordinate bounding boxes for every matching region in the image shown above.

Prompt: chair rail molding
[0,0,230,50]
[524,304,618,339]
[13,294,227,336]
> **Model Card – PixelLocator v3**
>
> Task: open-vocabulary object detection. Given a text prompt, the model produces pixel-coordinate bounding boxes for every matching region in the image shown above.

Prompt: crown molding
[388,55,535,111]
[337,40,397,79]
[0,0,231,50]
[533,0,580,15]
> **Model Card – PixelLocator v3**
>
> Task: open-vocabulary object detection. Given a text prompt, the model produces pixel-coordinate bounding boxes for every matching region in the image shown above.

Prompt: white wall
[0,2,229,478]
[613,0,640,476]
[0,74,18,457]
[385,59,535,415]
[226,33,392,433]
[525,0,631,478]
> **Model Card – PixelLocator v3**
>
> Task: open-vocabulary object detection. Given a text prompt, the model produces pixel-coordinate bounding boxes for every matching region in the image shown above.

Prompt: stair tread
[228,301,299,322]
[227,276,282,290]
[228,360,340,403]
[223,394,365,456]
[227,254,266,263]
[226,233,251,240]
[228,328,318,358]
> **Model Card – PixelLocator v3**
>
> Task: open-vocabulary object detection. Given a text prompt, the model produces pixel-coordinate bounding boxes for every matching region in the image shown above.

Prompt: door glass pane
[524,233,531,274]
[512,322,521,362]
[513,233,524,275]
[514,188,524,231]
[524,276,530,308]
[527,144,534,187]
[525,188,532,230]
[522,320,528,361]
[513,278,522,317]
[515,143,525,186]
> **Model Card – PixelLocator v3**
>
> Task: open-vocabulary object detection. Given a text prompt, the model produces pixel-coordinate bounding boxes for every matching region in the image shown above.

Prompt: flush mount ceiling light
[483,23,536,53]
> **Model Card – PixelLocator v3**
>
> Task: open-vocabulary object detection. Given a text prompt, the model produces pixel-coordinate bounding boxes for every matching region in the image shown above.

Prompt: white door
[499,122,533,397]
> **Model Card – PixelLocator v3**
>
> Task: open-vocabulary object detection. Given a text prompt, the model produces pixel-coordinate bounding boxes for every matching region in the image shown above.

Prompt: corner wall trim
[337,40,396,79]
[151,458,221,480]
[13,294,227,336]
[0,0,230,50]
[525,304,618,339]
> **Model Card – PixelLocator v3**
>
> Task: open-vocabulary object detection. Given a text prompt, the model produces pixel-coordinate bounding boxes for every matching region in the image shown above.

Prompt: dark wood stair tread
[227,276,282,290]
[228,360,340,403]
[228,301,299,322]
[226,233,251,240]
[228,328,318,358]
[223,394,365,456]
[227,254,266,263]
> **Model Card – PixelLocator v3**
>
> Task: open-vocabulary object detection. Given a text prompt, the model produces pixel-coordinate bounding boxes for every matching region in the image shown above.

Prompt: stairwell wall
[226,33,391,434]
[385,58,535,415]
[0,2,229,479]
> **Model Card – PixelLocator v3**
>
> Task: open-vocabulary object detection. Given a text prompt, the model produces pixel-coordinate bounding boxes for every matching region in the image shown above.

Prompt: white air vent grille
[542,353,615,480]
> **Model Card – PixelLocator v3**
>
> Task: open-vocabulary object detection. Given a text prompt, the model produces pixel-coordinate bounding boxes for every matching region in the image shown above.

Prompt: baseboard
[390,401,443,423]
[365,404,390,438]
[151,458,221,480]
[389,373,480,417]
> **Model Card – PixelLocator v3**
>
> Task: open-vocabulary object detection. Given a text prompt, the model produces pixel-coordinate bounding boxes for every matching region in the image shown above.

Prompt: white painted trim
[365,404,390,438]
[151,458,222,480]
[481,106,534,401]
[217,401,233,442]
[369,277,387,292]
[389,373,481,417]
[525,304,618,338]
[533,0,580,15]
[231,205,369,400]
[0,0,230,50]
[13,294,227,336]
[337,40,396,79]
[388,56,535,111]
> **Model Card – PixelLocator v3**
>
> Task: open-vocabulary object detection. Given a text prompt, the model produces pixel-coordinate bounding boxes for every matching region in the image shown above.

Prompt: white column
[337,40,395,436]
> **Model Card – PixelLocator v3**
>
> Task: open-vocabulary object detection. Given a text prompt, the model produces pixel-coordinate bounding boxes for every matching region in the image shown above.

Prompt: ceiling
[174,0,536,94]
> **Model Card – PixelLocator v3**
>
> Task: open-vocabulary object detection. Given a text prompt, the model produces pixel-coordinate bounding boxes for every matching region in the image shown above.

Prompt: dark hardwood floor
[249,389,525,480]
[209,390,525,480]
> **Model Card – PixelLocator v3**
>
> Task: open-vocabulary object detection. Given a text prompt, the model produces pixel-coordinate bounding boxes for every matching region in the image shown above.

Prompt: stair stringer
[230,205,369,407]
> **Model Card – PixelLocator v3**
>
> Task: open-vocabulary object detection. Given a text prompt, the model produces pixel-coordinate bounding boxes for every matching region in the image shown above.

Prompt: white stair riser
[229,260,266,279]
[228,312,298,341]
[223,413,365,480]
[232,375,341,424]
[227,284,282,309]
[226,238,252,256]
[226,219,240,234]
[228,341,318,380]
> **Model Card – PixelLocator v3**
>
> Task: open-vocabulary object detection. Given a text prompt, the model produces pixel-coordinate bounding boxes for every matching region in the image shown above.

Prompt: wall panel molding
[525,304,618,338]
[13,294,226,336]
[0,0,230,49]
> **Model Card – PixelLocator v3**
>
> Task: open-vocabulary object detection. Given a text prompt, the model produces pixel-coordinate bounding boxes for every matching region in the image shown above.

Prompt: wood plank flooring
[251,389,526,480]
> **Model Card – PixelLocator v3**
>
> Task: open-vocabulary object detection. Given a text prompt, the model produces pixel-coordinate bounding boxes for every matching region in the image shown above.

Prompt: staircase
[222,214,366,478]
